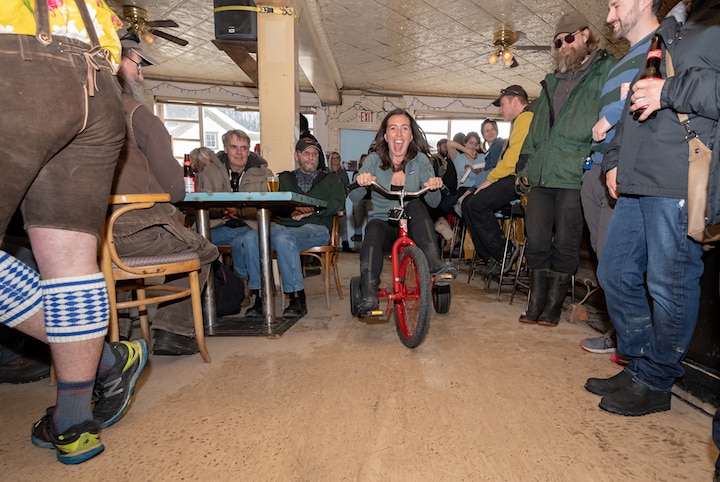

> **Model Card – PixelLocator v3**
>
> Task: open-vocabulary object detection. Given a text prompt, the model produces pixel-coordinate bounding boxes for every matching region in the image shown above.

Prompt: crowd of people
[2,0,719,474]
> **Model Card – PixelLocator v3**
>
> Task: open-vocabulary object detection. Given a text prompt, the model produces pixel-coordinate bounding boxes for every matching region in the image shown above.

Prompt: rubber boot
[358,272,379,316]
[519,269,550,324]
[283,290,307,318]
[245,290,263,318]
[537,271,572,326]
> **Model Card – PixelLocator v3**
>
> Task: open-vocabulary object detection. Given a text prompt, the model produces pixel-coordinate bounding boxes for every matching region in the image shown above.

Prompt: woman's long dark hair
[373,108,431,171]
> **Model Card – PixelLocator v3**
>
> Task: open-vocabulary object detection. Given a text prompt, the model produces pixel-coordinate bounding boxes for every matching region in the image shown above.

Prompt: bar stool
[484,200,526,300]
[444,213,466,267]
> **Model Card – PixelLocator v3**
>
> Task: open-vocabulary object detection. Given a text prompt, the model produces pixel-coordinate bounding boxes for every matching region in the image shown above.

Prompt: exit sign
[359,110,374,123]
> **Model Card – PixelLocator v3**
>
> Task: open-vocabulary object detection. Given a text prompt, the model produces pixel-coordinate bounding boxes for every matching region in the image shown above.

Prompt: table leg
[257,207,275,329]
[196,208,218,334]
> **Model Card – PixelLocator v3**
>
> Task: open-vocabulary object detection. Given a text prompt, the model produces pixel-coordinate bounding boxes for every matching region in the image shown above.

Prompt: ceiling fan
[122,5,189,46]
[470,28,552,68]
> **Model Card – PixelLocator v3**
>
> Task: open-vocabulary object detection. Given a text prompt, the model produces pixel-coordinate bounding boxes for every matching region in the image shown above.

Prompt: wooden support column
[257,10,298,173]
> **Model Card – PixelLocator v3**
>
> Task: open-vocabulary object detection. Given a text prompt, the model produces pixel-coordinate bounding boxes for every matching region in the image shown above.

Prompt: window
[417,117,511,151]
[205,132,218,149]
[157,102,261,160]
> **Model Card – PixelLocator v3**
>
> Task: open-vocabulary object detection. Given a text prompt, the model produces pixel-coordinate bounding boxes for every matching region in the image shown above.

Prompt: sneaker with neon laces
[31,407,104,464]
[580,330,617,354]
[92,339,148,428]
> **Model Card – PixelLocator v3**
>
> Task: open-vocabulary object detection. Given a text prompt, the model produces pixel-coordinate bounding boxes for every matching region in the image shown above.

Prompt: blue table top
[179,191,327,209]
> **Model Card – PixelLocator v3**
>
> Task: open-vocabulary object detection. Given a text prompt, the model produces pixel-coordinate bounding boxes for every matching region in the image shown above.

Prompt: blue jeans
[242,223,329,293]
[597,196,704,392]
[210,224,253,279]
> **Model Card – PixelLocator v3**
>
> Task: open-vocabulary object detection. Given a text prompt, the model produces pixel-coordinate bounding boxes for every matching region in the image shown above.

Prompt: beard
[119,75,147,104]
[613,8,640,40]
[554,42,592,73]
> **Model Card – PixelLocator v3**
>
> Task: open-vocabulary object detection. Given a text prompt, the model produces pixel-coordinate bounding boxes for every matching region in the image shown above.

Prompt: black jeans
[360,200,443,285]
[524,186,583,274]
[461,175,518,262]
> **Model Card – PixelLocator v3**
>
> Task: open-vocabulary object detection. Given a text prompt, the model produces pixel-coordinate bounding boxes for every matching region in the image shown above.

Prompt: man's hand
[221,207,239,220]
[630,78,665,121]
[291,206,315,220]
[605,167,619,199]
[592,116,612,142]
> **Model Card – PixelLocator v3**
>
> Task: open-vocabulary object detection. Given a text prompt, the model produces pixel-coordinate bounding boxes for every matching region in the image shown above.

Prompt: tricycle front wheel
[394,246,431,348]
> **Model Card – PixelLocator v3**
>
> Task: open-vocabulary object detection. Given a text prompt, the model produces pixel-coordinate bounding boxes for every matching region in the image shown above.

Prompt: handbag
[667,51,720,243]
[213,260,244,316]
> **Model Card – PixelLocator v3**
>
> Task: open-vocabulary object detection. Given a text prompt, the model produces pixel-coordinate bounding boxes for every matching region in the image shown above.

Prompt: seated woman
[349,108,457,316]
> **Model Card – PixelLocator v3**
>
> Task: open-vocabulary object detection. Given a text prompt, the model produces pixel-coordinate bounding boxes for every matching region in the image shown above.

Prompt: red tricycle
[349,181,452,348]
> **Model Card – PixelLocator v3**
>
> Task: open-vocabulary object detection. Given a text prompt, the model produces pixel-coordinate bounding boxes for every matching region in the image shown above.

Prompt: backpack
[213,260,244,316]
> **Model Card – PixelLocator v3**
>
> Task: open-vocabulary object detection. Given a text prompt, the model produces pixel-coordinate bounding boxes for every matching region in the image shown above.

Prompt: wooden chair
[100,194,210,363]
[300,215,343,309]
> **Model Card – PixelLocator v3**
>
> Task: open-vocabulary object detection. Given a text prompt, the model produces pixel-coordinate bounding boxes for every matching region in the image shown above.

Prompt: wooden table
[179,191,327,336]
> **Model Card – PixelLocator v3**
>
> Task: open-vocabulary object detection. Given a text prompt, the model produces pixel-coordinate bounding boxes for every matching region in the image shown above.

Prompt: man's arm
[659,67,720,121]
[487,111,533,184]
[132,106,184,203]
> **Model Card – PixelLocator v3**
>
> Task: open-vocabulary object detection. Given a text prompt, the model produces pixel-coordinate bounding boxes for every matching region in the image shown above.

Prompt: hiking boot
[599,380,671,416]
[0,353,51,384]
[93,340,148,428]
[31,407,104,464]
[245,291,263,318]
[580,330,617,354]
[283,290,307,318]
[152,330,198,356]
[584,370,633,397]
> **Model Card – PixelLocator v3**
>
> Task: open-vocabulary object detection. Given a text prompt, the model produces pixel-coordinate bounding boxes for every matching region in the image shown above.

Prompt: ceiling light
[488,53,498,65]
[502,49,513,62]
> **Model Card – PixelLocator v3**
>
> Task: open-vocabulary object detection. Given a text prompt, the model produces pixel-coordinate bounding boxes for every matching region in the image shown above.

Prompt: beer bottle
[633,34,663,121]
[183,154,196,193]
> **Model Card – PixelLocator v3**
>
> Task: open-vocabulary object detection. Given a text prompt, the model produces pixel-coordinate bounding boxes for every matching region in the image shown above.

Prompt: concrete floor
[1,252,717,481]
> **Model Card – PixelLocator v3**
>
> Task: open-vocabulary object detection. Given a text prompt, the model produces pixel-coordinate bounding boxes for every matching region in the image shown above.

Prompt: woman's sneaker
[431,262,457,286]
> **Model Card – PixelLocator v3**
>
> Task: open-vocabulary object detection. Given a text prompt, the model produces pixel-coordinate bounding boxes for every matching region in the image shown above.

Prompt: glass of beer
[267,175,279,192]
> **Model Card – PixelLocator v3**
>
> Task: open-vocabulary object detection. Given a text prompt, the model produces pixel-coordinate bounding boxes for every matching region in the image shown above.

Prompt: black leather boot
[283,290,307,318]
[357,272,379,316]
[245,290,263,318]
[537,271,572,326]
[519,269,549,324]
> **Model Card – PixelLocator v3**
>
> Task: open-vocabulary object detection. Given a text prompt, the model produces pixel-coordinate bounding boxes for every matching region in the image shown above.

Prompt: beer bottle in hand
[633,34,663,121]
[183,154,196,193]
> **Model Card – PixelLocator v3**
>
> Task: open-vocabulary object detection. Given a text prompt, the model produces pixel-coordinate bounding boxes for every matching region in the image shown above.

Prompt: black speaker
[214,0,257,42]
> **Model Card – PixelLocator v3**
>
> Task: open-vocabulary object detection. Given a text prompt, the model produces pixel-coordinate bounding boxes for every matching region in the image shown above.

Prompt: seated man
[461,85,533,274]
[112,32,218,355]
[241,138,345,318]
[199,130,272,282]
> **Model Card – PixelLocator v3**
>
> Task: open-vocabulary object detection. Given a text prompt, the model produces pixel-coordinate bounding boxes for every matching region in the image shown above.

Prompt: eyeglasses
[127,57,142,75]
[554,29,582,49]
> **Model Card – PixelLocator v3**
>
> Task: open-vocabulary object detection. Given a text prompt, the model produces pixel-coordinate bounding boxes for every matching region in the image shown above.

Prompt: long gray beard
[554,43,591,74]
[128,79,147,104]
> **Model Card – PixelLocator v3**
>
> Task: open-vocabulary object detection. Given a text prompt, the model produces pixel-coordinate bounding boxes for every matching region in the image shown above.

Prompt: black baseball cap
[295,137,321,152]
[492,84,529,107]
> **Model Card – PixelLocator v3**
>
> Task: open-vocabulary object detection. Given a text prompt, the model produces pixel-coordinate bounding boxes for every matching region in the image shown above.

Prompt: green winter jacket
[278,170,345,230]
[518,49,617,190]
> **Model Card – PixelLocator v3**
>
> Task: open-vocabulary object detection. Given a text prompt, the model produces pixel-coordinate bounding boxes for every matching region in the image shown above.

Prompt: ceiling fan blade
[515,45,552,51]
[150,29,189,46]
[146,19,178,28]
[509,57,519,68]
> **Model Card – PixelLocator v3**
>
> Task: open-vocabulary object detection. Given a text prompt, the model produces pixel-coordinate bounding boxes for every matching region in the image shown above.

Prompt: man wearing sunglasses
[516,12,617,327]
